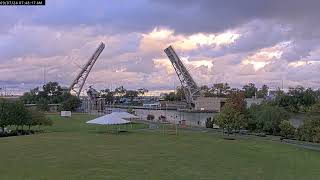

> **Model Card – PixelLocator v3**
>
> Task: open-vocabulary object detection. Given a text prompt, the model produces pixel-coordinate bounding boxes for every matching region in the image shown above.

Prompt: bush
[216,103,247,135]
[59,96,81,111]
[248,103,290,135]
[147,114,155,121]
[279,120,295,139]
[205,117,214,128]
[127,108,135,114]
[0,99,53,137]
[297,116,320,143]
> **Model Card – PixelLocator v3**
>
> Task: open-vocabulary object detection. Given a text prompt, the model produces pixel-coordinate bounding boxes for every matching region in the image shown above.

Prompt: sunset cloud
[1,0,320,94]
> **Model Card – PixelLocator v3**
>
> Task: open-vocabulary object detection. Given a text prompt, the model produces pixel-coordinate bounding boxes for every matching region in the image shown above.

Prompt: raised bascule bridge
[69,42,106,113]
[164,45,225,112]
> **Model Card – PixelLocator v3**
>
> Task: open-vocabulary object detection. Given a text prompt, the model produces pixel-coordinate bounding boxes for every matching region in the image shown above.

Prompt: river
[107,107,217,127]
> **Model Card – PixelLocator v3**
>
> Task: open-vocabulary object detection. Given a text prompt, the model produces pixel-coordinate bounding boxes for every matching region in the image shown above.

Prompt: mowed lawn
[0,114,320,180]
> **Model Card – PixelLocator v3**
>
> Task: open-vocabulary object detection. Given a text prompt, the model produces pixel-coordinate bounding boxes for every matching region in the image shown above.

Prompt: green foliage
[242,83,257,98]
[200,83,231,97]
[21,82,81,112]
[226,91,247,113]
[216,104,247,134]
[147,114,155,121]
[216,91,248,133]
[37,98,49,111]
[164,92,177,101]
[308,102,320,115]
[0,99,52,134]
[100,88,114,103]
[274,86,318,113]
[127,108,135,115]
[164,86,185,101]
[59,96,81,111]
[279,120,295,138]
[102,86,147,104]
[248,103,290,134]
[257,85,269,98]
[0,99,10,132]
[297,116,320,143]
[124,90,139,102]
[205,117,215,128]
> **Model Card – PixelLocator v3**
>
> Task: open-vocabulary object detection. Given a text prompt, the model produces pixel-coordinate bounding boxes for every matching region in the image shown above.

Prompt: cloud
[1,0,320,94]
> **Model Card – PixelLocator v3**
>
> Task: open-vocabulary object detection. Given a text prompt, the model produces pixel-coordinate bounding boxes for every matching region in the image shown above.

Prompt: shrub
[297,116,320,143]
[279,120,295,138]
[205,117,214,128]
[147,114,155,121]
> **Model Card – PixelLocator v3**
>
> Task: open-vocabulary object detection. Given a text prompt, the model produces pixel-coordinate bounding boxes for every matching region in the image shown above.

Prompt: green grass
[0,114,320,180]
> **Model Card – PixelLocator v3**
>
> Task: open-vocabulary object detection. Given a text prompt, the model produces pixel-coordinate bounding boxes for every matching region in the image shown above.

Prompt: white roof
[86,112,136,125]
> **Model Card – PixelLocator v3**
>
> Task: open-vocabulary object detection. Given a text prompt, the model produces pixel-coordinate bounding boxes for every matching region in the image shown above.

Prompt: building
[194,97,264,112]
[194,97,226,112]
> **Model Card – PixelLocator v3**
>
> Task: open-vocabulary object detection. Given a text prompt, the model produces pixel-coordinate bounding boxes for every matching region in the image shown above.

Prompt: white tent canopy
[86,112,137,125]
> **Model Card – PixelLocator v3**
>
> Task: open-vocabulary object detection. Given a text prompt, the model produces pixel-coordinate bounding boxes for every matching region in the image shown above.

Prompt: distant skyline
[1,0,320,95]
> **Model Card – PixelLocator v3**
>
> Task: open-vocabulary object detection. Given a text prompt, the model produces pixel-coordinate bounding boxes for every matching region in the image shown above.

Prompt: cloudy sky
[1,0,320,95]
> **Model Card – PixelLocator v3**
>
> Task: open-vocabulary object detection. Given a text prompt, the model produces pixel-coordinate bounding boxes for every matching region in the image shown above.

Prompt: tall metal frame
[164,45,200,108]
[69,42,105,97]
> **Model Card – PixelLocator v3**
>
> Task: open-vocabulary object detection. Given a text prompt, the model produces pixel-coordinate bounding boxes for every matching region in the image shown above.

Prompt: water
[107,108,217,127]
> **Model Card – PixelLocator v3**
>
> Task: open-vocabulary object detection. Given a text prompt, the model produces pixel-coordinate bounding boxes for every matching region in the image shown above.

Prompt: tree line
[100,86,148,104]
[163,83,270,101]
[211,85,320,143]
[0,99,52,136]
[21,82,81,111]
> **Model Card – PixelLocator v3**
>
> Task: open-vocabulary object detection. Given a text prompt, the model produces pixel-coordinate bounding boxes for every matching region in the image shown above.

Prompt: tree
[298,116,320,143]
[275,93,299,112]
[175,87,186,101]
[27,109,51,130]
[251,104,290,134]
[213,83,230,97]
[216,104,241,134]
[257,85,269,98]
[274,86,317,112]
[124,90,139,102]
[114,86,127,97]
[242,83,257,98]
[10,101,29,131]
[200,85,214,97]
[0,99,10,133]
[302,88,317,107]
[21,82,81,112]
[163,87,186,101]
[37,98,49,111]
[279,120,295,138]
[60,96,81,111]
[226,91,247,113]
[137,88,148,95]
[100,89,114,104]
[42,81,63,97]
[147,114,155,121]
[205,117,215,128]
[164,92,177,101]
[308,102,320,115]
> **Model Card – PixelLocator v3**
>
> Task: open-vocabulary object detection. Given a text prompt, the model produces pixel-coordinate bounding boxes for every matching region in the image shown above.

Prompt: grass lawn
[0,114,320,180]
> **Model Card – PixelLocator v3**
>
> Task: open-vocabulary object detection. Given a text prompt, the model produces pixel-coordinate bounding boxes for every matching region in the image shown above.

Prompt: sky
[1,0,320,95]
